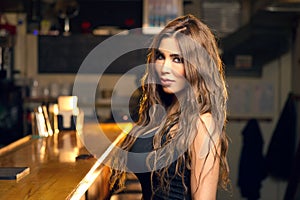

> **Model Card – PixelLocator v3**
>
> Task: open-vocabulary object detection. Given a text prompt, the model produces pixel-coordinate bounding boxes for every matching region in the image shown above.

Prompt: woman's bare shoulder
[199,113,215,135]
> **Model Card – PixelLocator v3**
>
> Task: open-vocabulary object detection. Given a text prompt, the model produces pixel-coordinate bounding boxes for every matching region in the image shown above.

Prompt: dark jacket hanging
[265,93,297,180]
[238,119,267,200]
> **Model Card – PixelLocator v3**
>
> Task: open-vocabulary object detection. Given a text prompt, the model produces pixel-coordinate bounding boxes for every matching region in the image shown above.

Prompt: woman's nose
[161,59,171,73]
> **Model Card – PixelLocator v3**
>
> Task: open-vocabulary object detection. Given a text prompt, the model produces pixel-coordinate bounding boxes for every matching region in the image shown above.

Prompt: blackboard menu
[38,34,151,74]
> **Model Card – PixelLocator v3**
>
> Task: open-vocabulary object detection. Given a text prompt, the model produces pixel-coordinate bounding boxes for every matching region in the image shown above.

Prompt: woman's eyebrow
[157,48,182,58]
[169,53,182,57]
[156,49,163,54]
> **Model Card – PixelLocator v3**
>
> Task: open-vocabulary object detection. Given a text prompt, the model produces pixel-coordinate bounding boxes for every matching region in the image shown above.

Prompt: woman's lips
[160,78,174,86]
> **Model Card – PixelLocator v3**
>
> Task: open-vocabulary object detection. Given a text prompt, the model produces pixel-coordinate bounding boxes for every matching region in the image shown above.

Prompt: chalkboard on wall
[38,34,150,74]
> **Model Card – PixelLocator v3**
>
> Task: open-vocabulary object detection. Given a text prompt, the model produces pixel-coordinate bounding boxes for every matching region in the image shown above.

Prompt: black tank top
[128,131,192,200]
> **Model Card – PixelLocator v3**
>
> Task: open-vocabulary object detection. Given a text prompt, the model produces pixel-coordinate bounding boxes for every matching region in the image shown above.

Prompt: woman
[105,14,230,200]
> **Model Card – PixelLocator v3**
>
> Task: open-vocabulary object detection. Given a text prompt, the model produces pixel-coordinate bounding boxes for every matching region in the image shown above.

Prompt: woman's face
[155,37,186,95]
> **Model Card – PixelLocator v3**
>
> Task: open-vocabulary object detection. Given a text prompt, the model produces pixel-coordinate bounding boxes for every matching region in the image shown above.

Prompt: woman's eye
[156,53,164,60]
[174,57,183,63]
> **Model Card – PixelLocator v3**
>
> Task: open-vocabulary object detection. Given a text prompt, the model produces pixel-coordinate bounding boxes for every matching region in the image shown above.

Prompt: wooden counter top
[0,122,132,200]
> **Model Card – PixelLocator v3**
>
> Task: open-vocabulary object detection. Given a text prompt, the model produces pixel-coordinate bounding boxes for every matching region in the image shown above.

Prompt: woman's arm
[97,165,113,200]
[191,113,221,200]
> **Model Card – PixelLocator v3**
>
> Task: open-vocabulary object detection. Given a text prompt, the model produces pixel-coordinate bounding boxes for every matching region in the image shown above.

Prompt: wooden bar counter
[0,122,132,200]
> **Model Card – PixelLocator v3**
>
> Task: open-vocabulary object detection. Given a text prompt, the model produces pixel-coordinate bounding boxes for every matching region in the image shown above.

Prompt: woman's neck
[166,91,186,116]
[166,100,180,116]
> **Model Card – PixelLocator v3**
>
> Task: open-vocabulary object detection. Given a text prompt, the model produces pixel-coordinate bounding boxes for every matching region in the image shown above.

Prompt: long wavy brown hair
[107,14,230,197]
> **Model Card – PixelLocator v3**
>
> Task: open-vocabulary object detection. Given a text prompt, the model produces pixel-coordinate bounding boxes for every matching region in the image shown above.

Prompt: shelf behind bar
[228,93,300,122]
[228,116,273,122]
